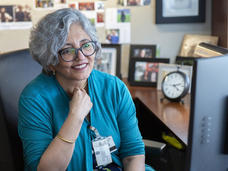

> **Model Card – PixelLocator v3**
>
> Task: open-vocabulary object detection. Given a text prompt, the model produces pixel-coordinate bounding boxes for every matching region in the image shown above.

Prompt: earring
[52,70,56,75]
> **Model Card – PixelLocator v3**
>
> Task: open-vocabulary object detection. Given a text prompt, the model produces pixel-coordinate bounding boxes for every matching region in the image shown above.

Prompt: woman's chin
[73,74,89,81]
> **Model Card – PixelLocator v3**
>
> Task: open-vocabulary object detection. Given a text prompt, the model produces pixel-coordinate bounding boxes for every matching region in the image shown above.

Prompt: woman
[18,8,153,171]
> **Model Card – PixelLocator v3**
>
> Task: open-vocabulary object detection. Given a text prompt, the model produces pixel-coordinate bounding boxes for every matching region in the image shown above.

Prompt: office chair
[0,49,165,171]
[0,49,42,170]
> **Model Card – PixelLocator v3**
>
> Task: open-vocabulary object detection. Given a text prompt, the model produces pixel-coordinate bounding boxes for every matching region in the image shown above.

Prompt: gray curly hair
[29,8,101,72]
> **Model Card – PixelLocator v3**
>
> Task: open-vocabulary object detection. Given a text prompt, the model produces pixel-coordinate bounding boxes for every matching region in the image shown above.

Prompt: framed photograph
[157,63,193,93]
[156,0,206,24]
[94,44,122,79]
[179,34,218,57]
[175,56,197,66]
[128,58,170,86]
[130,44,156,58]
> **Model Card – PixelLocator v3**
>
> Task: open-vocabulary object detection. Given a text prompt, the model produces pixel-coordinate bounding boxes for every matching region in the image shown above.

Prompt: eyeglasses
[58,41,97,62]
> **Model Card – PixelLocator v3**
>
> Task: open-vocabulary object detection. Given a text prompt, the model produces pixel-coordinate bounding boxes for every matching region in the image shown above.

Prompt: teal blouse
[18,70,145,171]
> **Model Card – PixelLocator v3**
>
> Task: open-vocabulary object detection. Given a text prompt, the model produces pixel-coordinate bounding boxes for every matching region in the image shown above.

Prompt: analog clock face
[162,72,186,99]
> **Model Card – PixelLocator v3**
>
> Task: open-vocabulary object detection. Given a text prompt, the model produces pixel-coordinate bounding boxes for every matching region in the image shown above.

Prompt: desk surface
[123,79,190,145]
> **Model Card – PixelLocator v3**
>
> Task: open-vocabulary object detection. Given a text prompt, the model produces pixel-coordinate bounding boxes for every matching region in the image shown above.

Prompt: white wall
[132,0,211,60]
[121,0,211,77]
[0,0,211,77]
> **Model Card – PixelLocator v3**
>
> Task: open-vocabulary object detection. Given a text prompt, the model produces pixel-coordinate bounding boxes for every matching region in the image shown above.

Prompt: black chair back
[0,49,42,171]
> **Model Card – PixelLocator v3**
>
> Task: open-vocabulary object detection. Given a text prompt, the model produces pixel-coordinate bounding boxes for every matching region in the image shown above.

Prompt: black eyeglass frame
[58,41,97,62]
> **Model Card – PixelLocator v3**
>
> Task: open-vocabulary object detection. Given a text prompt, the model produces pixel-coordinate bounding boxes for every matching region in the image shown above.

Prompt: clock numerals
[161,71,190,102]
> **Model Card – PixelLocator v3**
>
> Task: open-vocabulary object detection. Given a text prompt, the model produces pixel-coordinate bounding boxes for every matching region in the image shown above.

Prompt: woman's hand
[69,88,93,121]
[38,87,92,171]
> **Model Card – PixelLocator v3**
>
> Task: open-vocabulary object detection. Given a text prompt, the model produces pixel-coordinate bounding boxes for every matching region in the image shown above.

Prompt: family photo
[134,61,159,82]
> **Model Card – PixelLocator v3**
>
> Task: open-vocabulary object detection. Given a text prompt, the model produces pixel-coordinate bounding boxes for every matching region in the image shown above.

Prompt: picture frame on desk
[130,44,156,58]
[175,56,198,66]
[179,34,218,57]
[128,44,157,81]
[155,0,206,24]
[94,44,122,79]
[157,63,193,93]
[128,58,170,87]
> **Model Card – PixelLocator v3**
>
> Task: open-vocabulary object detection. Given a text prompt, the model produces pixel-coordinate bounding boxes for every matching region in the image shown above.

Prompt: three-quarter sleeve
[18,95,53,170]
[116,80,145,159]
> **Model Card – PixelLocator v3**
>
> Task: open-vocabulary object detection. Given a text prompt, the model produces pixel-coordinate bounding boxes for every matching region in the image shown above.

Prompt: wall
[0,0,211,78]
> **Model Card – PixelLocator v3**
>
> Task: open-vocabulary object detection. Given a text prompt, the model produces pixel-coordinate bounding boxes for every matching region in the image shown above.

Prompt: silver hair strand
[29,8,101,73]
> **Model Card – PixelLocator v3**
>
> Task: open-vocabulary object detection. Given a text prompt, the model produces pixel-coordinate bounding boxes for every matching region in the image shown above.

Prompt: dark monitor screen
[186,55,228,171]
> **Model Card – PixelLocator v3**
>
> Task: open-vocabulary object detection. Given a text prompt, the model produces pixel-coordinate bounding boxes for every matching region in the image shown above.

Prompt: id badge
[92,138,112,166]
[106,136,117,153]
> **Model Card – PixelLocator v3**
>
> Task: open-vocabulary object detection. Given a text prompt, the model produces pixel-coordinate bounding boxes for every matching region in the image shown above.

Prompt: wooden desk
[123,79,190,145]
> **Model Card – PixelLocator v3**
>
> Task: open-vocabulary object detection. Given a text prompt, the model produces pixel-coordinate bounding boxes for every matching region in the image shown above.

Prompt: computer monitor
[186,55,228,171]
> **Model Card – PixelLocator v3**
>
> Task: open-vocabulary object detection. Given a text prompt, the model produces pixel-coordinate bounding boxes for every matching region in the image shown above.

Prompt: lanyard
[89,125,113,167]
[89,125,101,139]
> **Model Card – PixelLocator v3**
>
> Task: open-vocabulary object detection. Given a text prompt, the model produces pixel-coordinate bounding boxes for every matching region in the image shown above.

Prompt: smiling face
[51,23,95,85]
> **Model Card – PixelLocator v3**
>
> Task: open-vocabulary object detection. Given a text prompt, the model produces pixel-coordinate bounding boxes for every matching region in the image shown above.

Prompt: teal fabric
[18,70,145,171]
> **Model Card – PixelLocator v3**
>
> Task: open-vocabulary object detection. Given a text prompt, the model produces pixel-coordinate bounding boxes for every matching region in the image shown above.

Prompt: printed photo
[35,0,54,8]
[0,6,13,22]
[14,5,31,22]
[134,62,159,82]
[94,47,117,76]
[78,2,95,11]
[127,0,141,6]
[143,0,151,5]
[117,9,130,23]
[0,5,32,30]
[94,52,113,74]
[56,0,66,3]
[97,12,104,23]
[130,45,156,58]
[105,29,120,44]
[95,2,104,11]
[127,0,151,6]
[68,3,78,9]
[128,58,169,86]
[54,0,68,8]
[133,48,153,58]
[117,0,125,6]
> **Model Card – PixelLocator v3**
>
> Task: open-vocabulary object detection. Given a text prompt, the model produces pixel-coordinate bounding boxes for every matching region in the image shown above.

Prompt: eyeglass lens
[59,41,96,61]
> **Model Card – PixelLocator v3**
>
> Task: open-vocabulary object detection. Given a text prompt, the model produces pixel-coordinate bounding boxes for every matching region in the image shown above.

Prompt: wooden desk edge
[123,78,190,145]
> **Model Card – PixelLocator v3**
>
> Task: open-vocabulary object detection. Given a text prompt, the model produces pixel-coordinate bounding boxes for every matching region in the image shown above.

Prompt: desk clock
[161,70,190,103]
